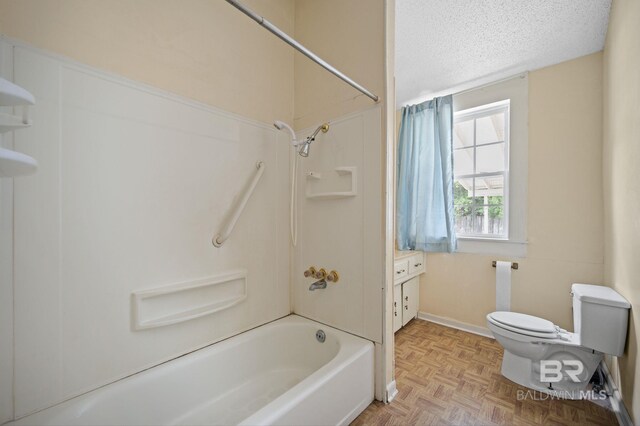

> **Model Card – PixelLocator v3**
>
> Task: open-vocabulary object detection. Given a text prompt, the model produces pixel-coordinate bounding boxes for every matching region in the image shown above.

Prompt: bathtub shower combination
[2,0,385,424]
[13,316,374,426]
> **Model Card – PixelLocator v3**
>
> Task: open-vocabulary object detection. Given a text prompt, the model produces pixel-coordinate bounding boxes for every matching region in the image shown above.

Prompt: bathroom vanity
[393,251,426,332]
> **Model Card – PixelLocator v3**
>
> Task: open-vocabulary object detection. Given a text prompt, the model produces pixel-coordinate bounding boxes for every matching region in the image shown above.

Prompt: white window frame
[454,100,510,240]
[452,75,528,257]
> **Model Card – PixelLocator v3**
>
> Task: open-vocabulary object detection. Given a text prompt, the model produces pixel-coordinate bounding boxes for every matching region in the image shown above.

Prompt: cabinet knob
[405,305,408,310]
[394,311,397,317]
[405,296,408,301]
[414,263,422,267]
[393,301,396,307]
[396,269,406,274]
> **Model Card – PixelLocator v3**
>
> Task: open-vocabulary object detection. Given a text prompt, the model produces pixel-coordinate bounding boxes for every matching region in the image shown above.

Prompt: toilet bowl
[487,284,630,399]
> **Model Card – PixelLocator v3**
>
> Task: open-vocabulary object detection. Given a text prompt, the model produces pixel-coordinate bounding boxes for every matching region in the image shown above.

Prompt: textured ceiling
[395,0,611,107]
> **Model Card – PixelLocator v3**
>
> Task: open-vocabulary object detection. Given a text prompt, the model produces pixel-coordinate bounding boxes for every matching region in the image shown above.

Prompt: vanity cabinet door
[402,276,419,327]
[393,284,403,333]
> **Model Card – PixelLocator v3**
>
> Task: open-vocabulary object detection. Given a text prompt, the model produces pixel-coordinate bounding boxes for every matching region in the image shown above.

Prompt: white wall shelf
[131,270,248,330]
[0,77,35,106]
[0,148,37,177]
[0,76,37,177]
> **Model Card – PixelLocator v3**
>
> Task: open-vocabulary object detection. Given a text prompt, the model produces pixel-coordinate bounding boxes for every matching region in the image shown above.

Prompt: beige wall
[0,0,295,125]
[293,0,384,130]
[421,53,604,331]
[603,0,640,422]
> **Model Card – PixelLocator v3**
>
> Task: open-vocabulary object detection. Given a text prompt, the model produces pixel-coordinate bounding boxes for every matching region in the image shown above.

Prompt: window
[453,100,510,239]
[451,74,527,256]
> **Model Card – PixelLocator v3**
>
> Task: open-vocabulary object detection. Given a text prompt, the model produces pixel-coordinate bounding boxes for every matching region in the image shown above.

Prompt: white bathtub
[12,315,374,426]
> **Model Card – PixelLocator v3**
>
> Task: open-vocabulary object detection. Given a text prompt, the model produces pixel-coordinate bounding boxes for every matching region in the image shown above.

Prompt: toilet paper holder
[492,261,519,270]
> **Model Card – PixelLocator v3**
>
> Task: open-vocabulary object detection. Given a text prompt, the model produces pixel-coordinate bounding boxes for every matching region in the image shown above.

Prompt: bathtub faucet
[309,279,327,291]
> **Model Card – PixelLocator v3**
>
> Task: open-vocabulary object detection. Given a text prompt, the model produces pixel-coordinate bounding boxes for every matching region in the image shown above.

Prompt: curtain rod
[225,0,379,103]
[452,72,527,97]
[401,72,528,108]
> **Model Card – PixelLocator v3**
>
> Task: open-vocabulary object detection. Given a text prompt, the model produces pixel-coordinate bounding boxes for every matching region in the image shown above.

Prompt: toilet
[487,283,630,399]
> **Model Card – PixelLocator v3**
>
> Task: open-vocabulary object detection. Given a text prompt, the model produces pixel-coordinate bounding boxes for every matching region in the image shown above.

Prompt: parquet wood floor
[352,319,618,426]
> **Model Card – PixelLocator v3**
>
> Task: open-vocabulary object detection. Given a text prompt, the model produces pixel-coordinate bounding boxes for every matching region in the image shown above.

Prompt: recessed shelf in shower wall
[305,166,357,199]
[131,269,248,330]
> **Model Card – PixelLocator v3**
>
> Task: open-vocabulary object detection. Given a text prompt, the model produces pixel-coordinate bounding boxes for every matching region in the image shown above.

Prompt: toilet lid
[488,311,557,334]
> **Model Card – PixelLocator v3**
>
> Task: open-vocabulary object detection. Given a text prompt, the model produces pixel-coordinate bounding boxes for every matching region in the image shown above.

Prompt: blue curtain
[397,95,457,253]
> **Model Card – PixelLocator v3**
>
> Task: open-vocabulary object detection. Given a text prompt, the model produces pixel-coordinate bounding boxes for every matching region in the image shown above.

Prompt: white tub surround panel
[10,42,290,418]
[294,106,383,343]
[0,40,16,424]
[12,315,374,426]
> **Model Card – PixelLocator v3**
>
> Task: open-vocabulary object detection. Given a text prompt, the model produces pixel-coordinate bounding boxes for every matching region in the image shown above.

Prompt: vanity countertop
[395,250,422,260]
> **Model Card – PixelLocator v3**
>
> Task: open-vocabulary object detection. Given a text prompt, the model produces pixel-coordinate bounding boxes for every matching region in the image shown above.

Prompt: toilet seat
[487,311,559,339]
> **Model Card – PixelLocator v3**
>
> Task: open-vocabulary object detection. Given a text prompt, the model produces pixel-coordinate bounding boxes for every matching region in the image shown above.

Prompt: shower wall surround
[294,107,383,342]
[2,41,290,418]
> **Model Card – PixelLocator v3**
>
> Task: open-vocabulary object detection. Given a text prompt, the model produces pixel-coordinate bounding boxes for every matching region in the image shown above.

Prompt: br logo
[540,360,584,383]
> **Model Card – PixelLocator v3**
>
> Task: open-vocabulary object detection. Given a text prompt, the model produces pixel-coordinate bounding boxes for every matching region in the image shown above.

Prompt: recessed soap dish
[305,166,357,199]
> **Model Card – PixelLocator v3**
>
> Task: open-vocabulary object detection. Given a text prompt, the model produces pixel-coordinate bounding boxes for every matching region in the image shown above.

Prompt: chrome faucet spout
[309,279,327,291]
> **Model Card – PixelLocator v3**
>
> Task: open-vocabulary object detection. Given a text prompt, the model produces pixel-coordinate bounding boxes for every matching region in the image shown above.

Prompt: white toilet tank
[572,283,630,356]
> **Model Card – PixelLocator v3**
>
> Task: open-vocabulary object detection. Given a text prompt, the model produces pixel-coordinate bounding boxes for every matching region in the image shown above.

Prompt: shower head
[298,142,311,157]
[273,120,297,145]
[297,122,329,157]
[274,120,329,157]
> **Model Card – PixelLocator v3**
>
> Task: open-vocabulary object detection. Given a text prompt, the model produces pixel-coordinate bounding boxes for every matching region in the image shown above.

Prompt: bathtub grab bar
[213,161,264,247]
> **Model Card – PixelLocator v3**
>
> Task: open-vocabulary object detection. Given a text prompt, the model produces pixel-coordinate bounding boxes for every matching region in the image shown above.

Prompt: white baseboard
[600,361,633,426]
[417,312,494,339]
[386,380,398,403]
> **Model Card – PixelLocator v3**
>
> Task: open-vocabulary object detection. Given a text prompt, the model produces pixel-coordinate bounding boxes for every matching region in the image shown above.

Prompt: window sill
[456,237,527,257]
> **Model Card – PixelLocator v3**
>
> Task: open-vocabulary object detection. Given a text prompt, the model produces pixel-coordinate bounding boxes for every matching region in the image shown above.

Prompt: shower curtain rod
[225,0,380,102]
